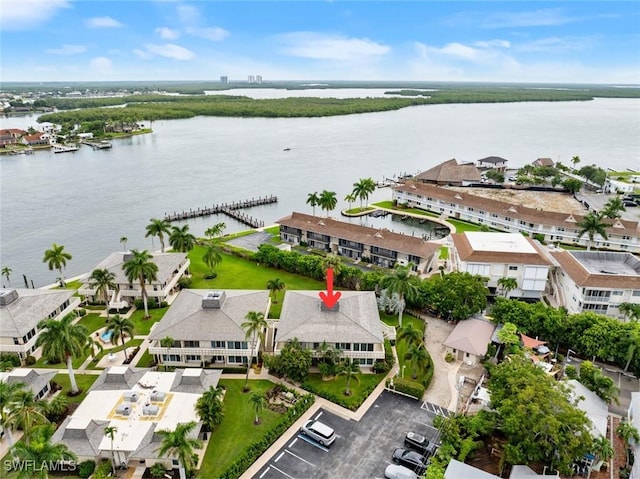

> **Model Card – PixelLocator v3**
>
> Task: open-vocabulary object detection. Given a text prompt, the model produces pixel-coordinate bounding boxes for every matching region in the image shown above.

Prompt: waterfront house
[78,251,190,309]
[414,159,482,186]
[148,289,270,368]
[276,212,440,273]
[0,128,26,147]
[273,291,386,369]
[604,177,636,194]
[476,156,508,172]
[548,250,640,320]
[21,131,52,146]
[0,368,56,400]
[392,181,640,252]
[450,232,553,299]
[51,366,219,469]
[532,157,555,168]
[0,288,80,362]
[443,317,496,366]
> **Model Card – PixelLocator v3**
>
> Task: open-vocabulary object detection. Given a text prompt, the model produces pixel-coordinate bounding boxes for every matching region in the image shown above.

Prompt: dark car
[404,432,437,457]
[392,448,429,474]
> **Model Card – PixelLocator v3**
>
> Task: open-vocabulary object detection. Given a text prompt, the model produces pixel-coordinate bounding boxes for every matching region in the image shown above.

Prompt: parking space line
[288,438,298,448]
[270,465,295,479]
[314,411,323,420]
[285,449,316,467]
[274,451,285,463]
[259,467,271,478]
[297,434,330,452]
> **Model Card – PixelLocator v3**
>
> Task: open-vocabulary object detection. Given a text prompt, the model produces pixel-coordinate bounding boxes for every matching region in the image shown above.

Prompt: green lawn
[220,229,258,241]
[372,201,440,218]
[76,312,106,333]
[87,338,144,370]
[345,206,375,214]
[34,350,89,370]
[136,349,155,368]
[439,246,449,260]
[373,200,395,208]
[199,379,282,479]
[263,225,280,235]
[127,307,169,335]
[395,315,432,384]
[302,372,385,410]
[446,218,487,233]
[52,373,99,404]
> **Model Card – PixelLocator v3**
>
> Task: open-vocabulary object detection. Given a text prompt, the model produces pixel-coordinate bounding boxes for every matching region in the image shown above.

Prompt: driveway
[225,231,275,252]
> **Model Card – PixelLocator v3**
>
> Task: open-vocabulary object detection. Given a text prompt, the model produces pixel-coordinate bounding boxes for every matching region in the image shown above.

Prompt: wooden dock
[164,195,277,228]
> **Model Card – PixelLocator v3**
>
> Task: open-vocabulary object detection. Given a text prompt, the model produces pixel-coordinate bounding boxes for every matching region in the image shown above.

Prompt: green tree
[204,222,226,239]
[195,386,225,432]
[322,253,342,277]
[576,212,608,250]
[273,338,312,383]
[397,322,423,346]
[84,335,104,361]
[119,236,128,252]
[266,278,285,303]
[145,218,172,252]
[496,322,520,353]
[497,277,518,298]
[122,249,158,318]
[571,155,581,169]
[169,224,196,252]
[351,177,376,208]
[591,435,614,465]
[578,361,619,404]
[601,196,626,219]
[306,192,320,216]
[9,424,76,479]
[43,395,68,423]
[427,272,489,321]
[155,421,203,479]
[562,178,582,194]
[105,314,135,359]
[485,170,505,184]
[404,343,429,379]
[616,420,640,467]
[318,190,338,216]
[250,391,267,425]
[35,314,88,394]
[241,311,267,391]
[2,266,12,286]
[42,243,72,287]
[0,380,25,446]
[620,302,640,322]
[202,242,223,272]
[8,390,49,444]
[336,357,361,396]
[88,268,118,319]
[104,425,118,476]
[379,263,420,327]
[344,192,357,210]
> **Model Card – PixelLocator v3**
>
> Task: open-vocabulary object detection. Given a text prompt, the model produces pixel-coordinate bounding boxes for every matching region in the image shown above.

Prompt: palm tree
[0,380,25,446]
[379,263,420,327]
[145,218,172,252]
[591,435,614,466]
[10,424,76,478]
[616,420,640,467]
[306,192,320,216]
[88,268,118,319]
[397,322,423,346]
[194,386,225,432]
[601,196,626,219]
[36,314,88,394]
[266,278,285,303]
[571,155,581,169]
[42,243,72,287]
[156,421,203,479]
[43,395,68,423]
[85,335,104,361]
[202,242,223,272]
[619,302,640,322]
[336,357,360,396]
[106,314,135,359]
[576,212,608,251]
[351,177,376,208]
[318,190,338,216]
[404,343,429,379]
[250,391,267,425]
[104,426,118,475]
[322,253,342,277]
[205,222,226,239]
[2,266,12,286]
[8,390,49,444]
[623,330,640,372]
[169,225,196,252]
[344,192,357,211]
[120,236,128,252]
[241,311,267,391]
[122,249,158,319]
[497,277,518,298]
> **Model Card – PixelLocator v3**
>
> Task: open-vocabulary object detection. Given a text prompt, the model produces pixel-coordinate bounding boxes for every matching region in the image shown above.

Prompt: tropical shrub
[134,298,158,309]
[204,270,218,279]
[78,460,96,478]
[150,462,167,478]
[178,276,193,289]
[387,377,425,399]
[24,355,36,366]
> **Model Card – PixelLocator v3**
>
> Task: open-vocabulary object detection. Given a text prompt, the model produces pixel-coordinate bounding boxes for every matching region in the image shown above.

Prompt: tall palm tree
[601,196,626,219]
[616,420,640,467]
[156,421,203,479]
[204,222,226,239]
[397,322,423,346]
[88,268,118,319]
[336,357,360,396]
[379,263,420,327]
[322,254,342,277]
[2,266,12,286]
[194,386,225,432]
[318,190,337,216]
[619,302,640,322]
[241,311,267,391]
[202,242,223,272]
[42,243,72,287]
[10,424,76,478]
[36,314,88,394]
[344,192,357,211]
[404,343,429,379]
[84,335,104,361]
[571,155,581,169]
[169,225,196,252]
[351,177,376,208]
[576,212,608,251]
[0,380,25,447]
[266,278,285,303]
[119,236,128,252]
[497,277,518,298]
[8,390,49,444]
[145,218,172,252]
[106,314,135,359]
[122,249,158,319]
[250,391,267,425]
[104,425,118,475]
[306,192,320,216]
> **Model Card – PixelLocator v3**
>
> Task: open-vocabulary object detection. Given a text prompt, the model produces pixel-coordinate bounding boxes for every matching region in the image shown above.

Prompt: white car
[385,464,419,479]
[300,419,336,446]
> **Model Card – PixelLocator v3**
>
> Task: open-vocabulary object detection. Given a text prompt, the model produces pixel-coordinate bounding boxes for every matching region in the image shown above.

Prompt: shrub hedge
[301,379,380,411]
[386,377,425,399]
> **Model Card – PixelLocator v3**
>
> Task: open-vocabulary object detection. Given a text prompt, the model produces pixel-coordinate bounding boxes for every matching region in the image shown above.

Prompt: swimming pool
[101,330,113,343]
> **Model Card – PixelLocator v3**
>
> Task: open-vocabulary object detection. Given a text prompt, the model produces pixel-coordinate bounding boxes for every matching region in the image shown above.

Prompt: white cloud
[177,4,200,25]
[279,33,390,61]
[45,44,87,55]
[186,26,229,41]
[133,49,152,59]
[516,36,592,53]
[414,39,510,64]
[90,57,113,74]
[143,43,195,60]
[482,9,578,28]
[0,0,69,31]
[86,16,122,28]
[156,26,180,40]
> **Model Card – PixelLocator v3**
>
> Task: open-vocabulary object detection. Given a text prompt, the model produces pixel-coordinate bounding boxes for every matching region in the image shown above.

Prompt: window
[184,341,198,348]
[162,354,181,362]
[212,341,225,348]
[633,291,640,297]
[612,291,623,296]
[508,266,518,271]
[186,355,201,361]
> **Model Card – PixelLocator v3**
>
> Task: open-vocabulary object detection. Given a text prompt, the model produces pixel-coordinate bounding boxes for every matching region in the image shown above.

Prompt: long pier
[164,195,277,228]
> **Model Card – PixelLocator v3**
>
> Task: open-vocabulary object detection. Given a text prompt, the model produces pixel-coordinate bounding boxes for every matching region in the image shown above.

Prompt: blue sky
[1,1,639,83]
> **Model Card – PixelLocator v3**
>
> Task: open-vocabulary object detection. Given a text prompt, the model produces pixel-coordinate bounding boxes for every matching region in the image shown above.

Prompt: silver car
[300,419,336,446]
[385,464,419,479]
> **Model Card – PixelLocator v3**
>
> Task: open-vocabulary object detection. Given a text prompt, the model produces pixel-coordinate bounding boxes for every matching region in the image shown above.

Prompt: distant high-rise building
[248,75,256,83]
[256,75,263,84]
[220,76,228,84]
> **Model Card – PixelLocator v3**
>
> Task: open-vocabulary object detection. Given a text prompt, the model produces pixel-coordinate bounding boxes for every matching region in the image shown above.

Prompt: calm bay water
[1,94,639,286]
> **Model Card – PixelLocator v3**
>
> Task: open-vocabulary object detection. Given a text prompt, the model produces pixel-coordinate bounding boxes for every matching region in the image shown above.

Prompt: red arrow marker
[319,267,341,309]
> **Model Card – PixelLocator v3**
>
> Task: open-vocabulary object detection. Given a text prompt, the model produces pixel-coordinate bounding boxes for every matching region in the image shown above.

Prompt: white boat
[53,144,79,153]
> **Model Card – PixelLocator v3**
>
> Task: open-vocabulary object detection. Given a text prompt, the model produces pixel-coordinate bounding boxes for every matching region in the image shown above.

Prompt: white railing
[380,321,396,340]
[148,346,258,357]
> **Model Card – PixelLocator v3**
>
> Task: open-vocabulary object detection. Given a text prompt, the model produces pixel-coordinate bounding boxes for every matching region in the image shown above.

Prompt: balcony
[148,346,258,357]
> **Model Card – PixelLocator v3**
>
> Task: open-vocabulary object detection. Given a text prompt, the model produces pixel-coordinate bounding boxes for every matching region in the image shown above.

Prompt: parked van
[300,419,336,446]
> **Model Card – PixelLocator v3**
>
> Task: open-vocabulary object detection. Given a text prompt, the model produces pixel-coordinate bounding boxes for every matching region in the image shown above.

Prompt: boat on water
[87,140,113,149]
[283,147,291,151]
[53,144,79,153]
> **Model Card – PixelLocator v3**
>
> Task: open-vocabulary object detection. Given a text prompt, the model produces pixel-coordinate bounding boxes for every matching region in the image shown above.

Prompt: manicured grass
[34,350,89,369]
[55,279,83,290]
[395,315,432,384]
[220,229,258,241]
[439,246,449,260]
[76,312,106,333]
[87,338,144,370]
[345,206,375,214]
[52,373,99,404]
[263,225,280,235]
[373,200,395,208]
[302,372,385,410]
[380,311,399,327]
[127,307,169,335]
[446,218,486,233]
[136,349,155,368]
[199,379,282,479]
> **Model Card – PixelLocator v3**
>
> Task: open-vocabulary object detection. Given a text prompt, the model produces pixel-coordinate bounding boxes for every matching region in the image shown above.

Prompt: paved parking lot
[253,391,438,479]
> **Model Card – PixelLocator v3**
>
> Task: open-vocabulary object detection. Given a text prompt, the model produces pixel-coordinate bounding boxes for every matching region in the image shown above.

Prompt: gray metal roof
[90,367,148,391]
[51,417,109,457]
[0,368,56,396]
[148,289,270,341]
[0,288,75,337]
[445,459,499,479]
[85,251,188,286]
[276,291,383,344]
[130,422,202,460]
[567,379,608,438]
[91,366,221,395]
[443,318,496,357]
[170,368,222,394]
